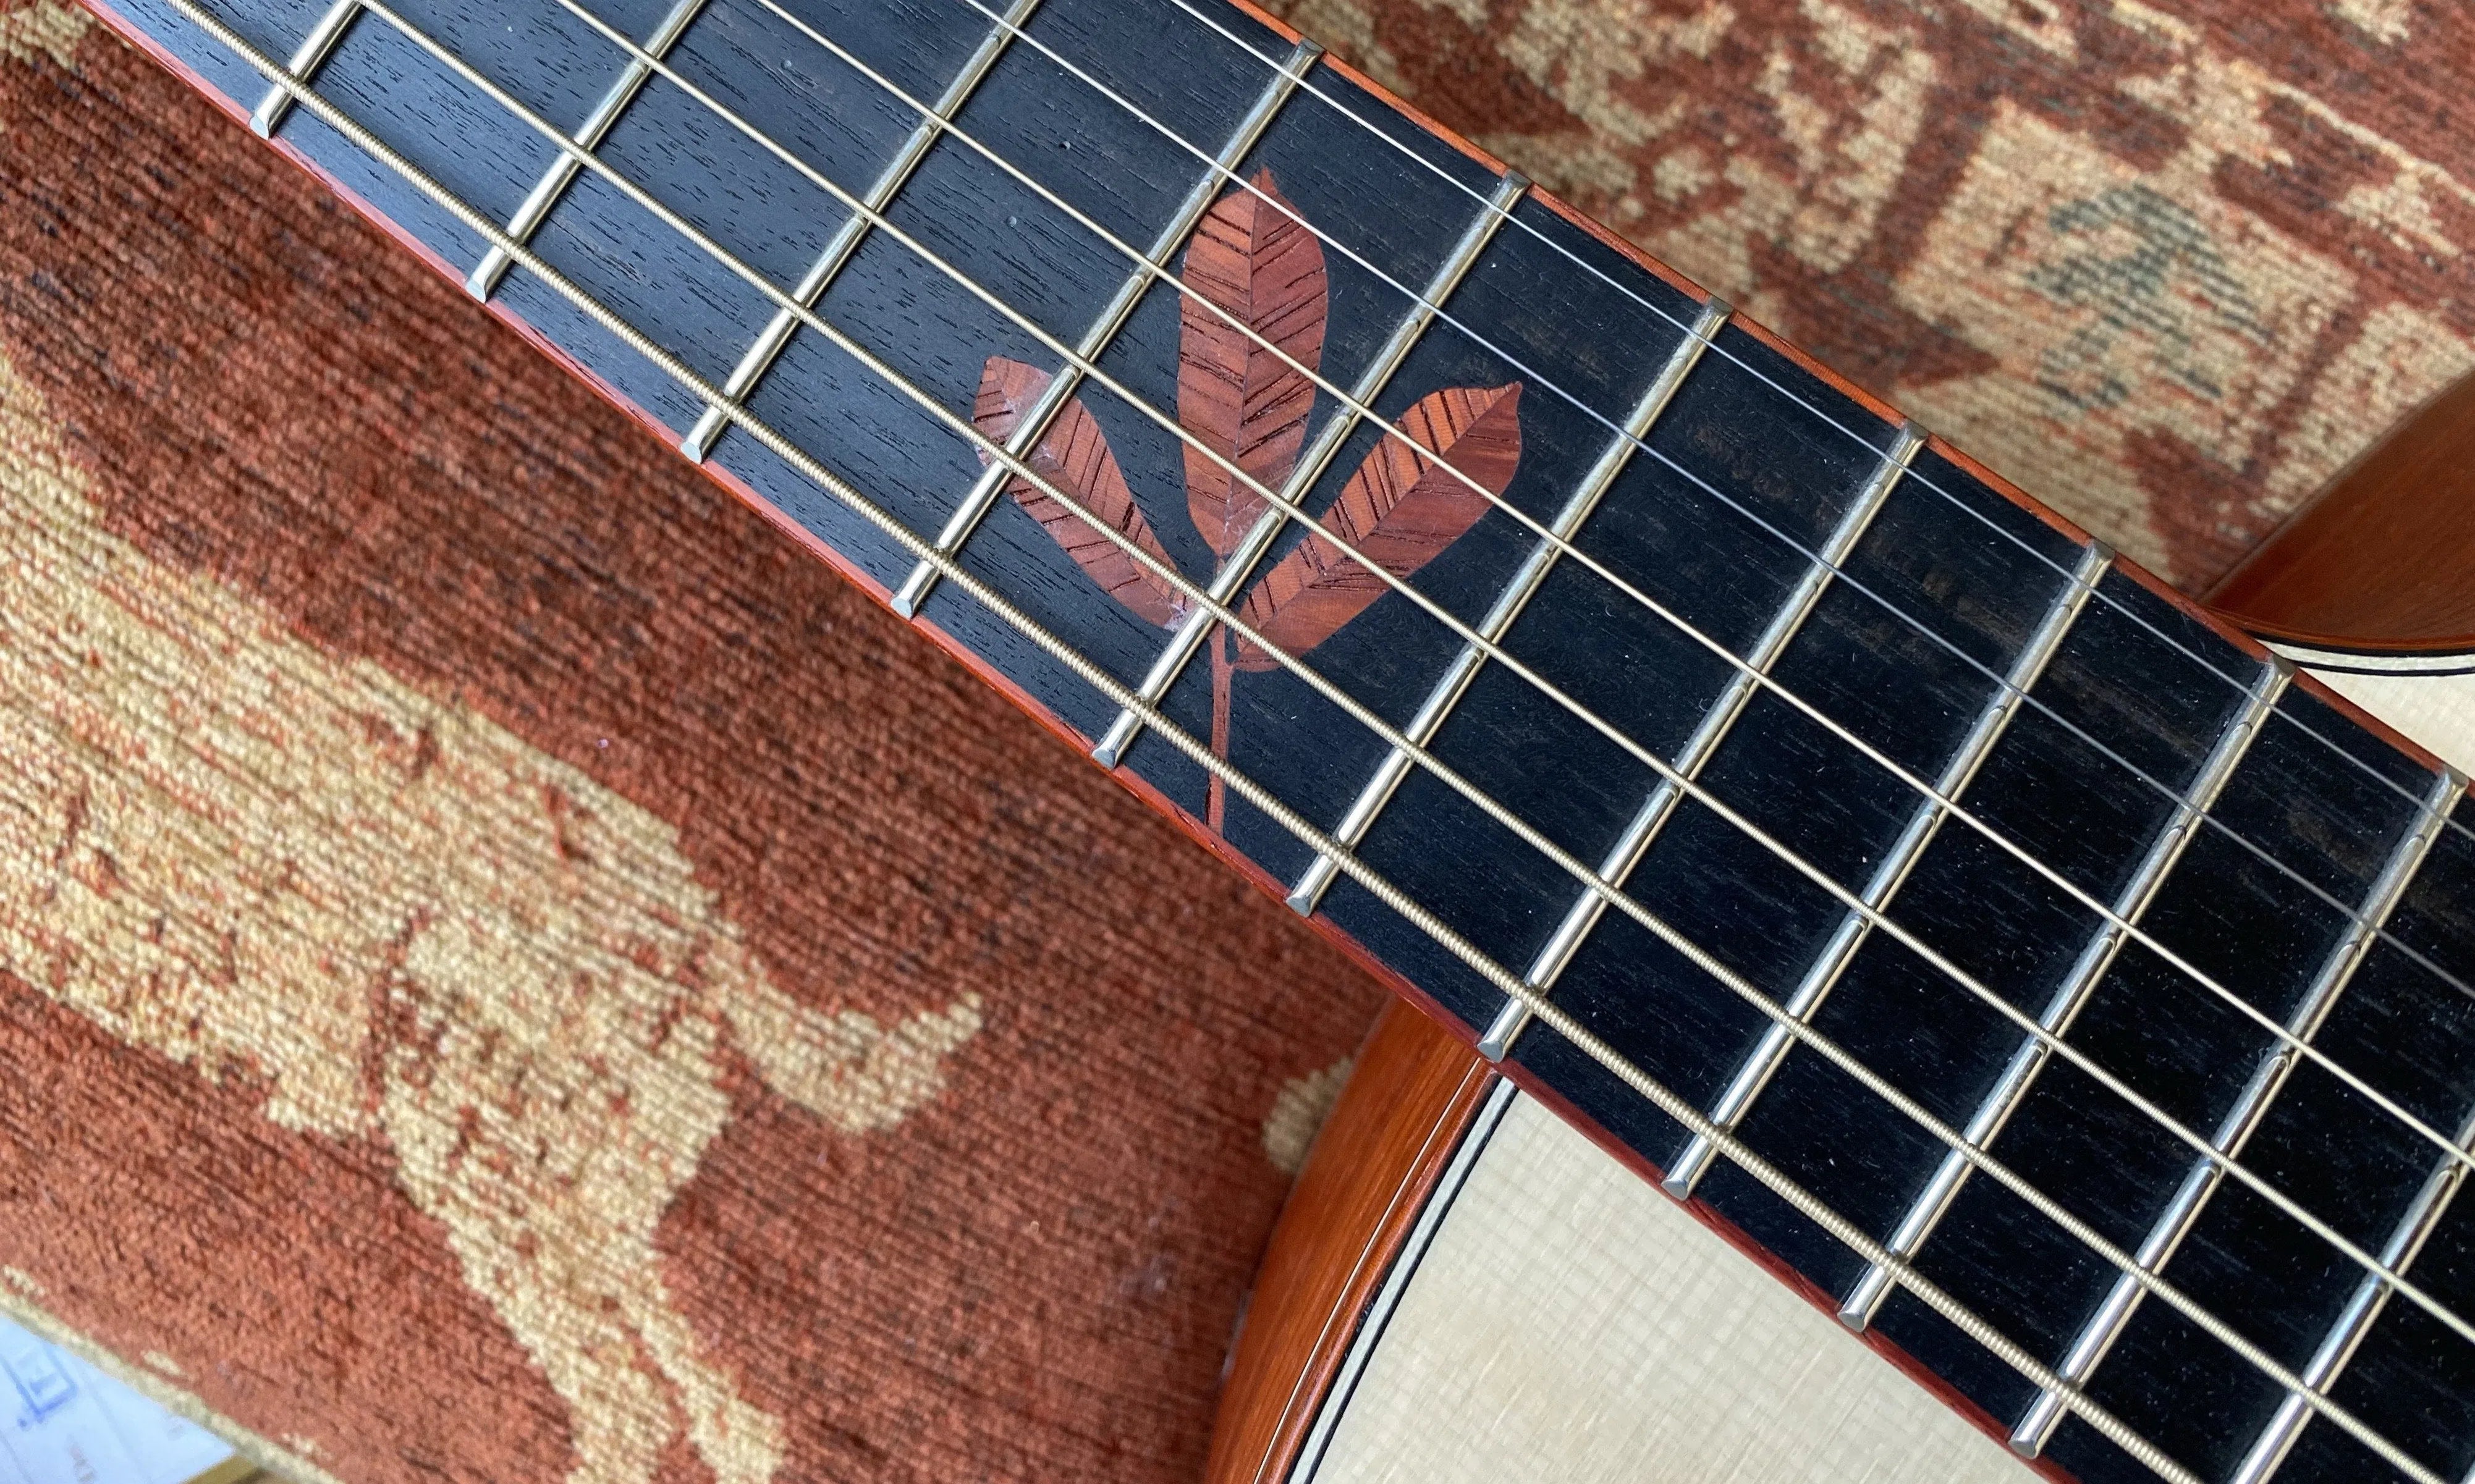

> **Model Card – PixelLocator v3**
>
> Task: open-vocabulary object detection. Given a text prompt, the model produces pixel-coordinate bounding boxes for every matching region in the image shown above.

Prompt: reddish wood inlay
[87,6,2475,1476]
[2208,369,2475,655]
[1204,1003,1493,1484]
[974,356,1191,628]
[1235,381,1522,670]
[1180,169,1327,559]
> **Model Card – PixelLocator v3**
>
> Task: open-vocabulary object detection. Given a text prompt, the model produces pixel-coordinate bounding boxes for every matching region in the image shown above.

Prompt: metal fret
[464,0,710,302]
[2010,759,2464,1457]
[143,0,2475,1470]
[248,0,358,136]
[1840,653,2296,1337]
[886,37,1322,618]
[1086,168,1532,771]
[1661,539,2113,1198]
[675,0,1043,463]
[2236,1109,2475,1484]
[1282,297,1731,918]
[1473,420,1927,1065]
[2128,767,2463,1483]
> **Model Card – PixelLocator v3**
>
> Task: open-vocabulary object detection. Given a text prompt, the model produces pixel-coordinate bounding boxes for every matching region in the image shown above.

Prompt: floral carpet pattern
[1269,0,2475,586]
[0,1,2469,1481]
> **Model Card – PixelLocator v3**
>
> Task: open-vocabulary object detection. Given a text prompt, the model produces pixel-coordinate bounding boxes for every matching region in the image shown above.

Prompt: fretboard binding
[153,4,2435,1474]
[1086,167,1531,772]
[886,36,1321,620]
[1473,419,1927,1064]
[1281,297,1732,920]
[464,0,711,303]
[247,0,355,136]
[1840,652,2296,1342]
[674,0,1039,465]
[1661,538,2113,1200]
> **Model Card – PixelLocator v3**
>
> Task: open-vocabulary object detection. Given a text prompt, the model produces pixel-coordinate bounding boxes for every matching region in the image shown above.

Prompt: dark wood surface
[1203,1001,1492,1484]
[79,1,2475,1478]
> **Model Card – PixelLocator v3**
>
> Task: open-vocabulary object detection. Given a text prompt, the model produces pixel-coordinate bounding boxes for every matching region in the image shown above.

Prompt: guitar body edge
[1212,668,2474,1484]
[2209,369,2475,655]
[1204,1003,1497,1484]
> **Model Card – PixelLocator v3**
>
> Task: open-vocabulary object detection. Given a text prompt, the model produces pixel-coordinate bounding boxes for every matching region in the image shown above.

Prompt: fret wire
[1474,419,1927,1064]
[247,0,355,135]
[161,19,2215,1469]
[1083,167,1528,772]
[1841,656,2296,1336]
[1662,539,2115,1200]
[1141,0,2475,872]
[729,0,2475,1106]
[929,0,2475,1042]
[1282,297,1730,920]
[2236,1103,2475,1484]
[319,0,2475,1357]
[169,13,2457,1472]
[234,0,2475,1423]
[884,36,1322,621]
[673,0,1041,466]
[462,0,710,303]
[2013,761,2469,1458]
[2181,765,2474,1484]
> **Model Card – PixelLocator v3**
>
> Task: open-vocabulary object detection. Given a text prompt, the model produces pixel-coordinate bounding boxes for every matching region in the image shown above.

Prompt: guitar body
[59,0,2475,1478]
[1211,382,2475,1484]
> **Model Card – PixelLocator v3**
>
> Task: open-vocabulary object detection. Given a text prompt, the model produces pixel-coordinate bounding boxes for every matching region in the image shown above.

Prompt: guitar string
[980,0,2475,1182]
[492,11,2475,1473]
[256,29,2475,1464]
[158,12,2428,1475]
[279,7,2475,1459]
[781,0,2475,1149]
[923,0,2475,1031]
[331,0,2475,1384]
[1129,0,2475,861]
[534,0,2475,1234]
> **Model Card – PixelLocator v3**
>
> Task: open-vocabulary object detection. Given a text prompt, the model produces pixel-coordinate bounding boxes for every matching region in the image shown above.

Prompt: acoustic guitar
[66,0,2475,1480]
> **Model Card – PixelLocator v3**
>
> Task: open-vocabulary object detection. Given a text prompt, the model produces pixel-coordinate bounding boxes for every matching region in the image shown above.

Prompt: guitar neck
[82,0,2475,1480]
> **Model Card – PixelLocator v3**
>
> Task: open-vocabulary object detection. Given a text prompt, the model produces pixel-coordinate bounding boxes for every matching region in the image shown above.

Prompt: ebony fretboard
[86,0,2475,1478]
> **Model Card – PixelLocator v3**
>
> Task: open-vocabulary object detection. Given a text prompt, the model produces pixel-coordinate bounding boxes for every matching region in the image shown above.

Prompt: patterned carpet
[1271,0,2475,586]
[0,1,2468,1482]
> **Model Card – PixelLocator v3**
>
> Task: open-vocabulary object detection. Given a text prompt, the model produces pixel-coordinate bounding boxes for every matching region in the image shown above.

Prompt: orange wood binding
[2209,368,2475,655]
[1205,1001,1493,1484]
[98,4,2475,1470]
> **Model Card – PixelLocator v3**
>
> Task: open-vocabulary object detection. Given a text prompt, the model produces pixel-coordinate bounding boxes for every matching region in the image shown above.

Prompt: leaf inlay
[974,356,1188,628]
[1177,169,1327,558]
[1235,383,1523,670]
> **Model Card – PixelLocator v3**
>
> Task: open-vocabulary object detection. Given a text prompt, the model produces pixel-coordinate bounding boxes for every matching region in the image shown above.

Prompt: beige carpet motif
[1271,0,2475,584]
[3,1,2473,1480]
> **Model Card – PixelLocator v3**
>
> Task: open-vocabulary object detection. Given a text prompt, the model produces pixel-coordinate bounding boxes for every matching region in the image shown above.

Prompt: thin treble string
[691,0,2475,1197]
[1148,0,2475,862]
[157,15,2210,1477]
[915,0,2475,1009]
[373,0,2475,1376]
[184,11,2455,1475]
[881,0,2475,1147]
[413,0,2475,1344]
[701,0,2475,1149]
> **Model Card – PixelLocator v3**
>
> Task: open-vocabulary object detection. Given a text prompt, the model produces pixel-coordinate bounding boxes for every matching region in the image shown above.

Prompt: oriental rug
[0,2,2467,1481]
